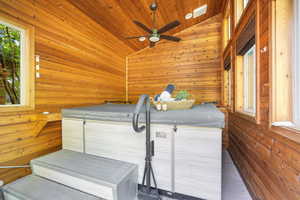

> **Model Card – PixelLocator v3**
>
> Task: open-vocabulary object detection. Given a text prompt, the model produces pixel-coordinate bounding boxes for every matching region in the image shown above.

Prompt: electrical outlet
[35,55,40,78]
[35,55,40,62]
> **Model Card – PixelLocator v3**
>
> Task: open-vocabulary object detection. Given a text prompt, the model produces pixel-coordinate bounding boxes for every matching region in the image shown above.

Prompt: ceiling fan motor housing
[149,29,160,42]
[152,29,159,37]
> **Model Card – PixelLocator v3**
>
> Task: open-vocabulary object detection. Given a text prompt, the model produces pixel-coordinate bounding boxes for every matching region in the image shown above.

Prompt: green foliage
[0,23,21,104]
[175,90,191,101]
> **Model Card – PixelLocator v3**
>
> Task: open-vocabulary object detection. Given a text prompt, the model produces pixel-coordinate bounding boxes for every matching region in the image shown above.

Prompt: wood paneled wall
[222,0,300,199]
[0,0,133,184]
[127,15,222,104]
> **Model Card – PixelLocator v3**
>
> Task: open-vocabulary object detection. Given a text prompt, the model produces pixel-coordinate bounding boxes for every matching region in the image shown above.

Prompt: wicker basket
[152,99,195,110]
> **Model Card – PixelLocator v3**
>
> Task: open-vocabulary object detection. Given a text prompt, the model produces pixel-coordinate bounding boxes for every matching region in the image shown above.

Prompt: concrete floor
[221,151,252,200]
[162,151,252,200]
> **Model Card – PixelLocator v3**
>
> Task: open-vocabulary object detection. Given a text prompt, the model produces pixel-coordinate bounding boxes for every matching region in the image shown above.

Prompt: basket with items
[152,85,195,111]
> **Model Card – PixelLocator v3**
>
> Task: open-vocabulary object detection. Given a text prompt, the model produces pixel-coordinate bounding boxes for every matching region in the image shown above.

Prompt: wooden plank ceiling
[68,0,223,51]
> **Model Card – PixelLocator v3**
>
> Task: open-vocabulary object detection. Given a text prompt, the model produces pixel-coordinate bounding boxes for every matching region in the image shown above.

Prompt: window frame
[243,0,249,8]
[293,0,300,129]
[234,11,257,119]
[243,45,256,115]
[271,0,294,126]
[223,60,233,108]
[270,0,300,140]
[228,15,231,40]
[235,0,252,26]
[0,12,35,113]
[223,3,232,49]
[227,67,233,107]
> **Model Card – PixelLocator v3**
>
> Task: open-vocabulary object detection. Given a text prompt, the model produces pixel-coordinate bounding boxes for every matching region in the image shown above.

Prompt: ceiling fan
[125,1,181,48]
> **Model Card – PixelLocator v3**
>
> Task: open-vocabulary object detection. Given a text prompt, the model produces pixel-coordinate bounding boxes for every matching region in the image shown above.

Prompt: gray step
[2,175,102,200]
[30,150,138,200]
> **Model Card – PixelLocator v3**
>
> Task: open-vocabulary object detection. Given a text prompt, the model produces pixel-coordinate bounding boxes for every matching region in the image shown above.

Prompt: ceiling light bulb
[149,36,160,42]
[139,36,146,42]
[185,13,193,20]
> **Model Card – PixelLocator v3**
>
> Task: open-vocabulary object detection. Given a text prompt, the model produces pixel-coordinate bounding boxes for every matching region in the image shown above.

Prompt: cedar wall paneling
[227,0,300,199]
[0,0,133,184]
[127,14,222,104]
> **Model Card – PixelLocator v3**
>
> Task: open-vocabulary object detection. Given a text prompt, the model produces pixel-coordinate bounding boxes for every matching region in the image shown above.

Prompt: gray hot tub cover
[62,103,225,128]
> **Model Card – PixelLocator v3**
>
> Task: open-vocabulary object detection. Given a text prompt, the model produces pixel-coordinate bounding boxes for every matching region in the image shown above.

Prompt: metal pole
[133,94,161,200]
[146,100,151,191]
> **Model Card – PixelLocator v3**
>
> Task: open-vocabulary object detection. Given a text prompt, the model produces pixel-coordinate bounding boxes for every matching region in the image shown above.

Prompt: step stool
[3,175,102,200]
[2,150,138,200]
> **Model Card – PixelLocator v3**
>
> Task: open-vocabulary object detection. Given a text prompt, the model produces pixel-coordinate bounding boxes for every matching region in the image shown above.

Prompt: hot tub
[61,103,224,200]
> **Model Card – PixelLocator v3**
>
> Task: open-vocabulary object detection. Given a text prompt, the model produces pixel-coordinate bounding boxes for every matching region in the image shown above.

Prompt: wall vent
[193,4,207,18]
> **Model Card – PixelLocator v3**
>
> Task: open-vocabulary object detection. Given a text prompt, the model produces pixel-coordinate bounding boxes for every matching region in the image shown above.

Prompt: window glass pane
[228,69,232,106]
[247,48,255,110]
[243,45,256,114]
[0,22,22,105]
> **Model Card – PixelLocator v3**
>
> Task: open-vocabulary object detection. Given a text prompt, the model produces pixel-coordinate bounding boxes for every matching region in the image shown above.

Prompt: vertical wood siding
[127,15,222,104]
[0,0,133,184]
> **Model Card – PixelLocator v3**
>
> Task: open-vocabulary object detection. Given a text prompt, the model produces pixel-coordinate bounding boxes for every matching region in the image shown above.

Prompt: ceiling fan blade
[150,42,155,48]
[124,36,147,40]
[157,20,180,34]
[133,20,153,34]
[160,35,181,42]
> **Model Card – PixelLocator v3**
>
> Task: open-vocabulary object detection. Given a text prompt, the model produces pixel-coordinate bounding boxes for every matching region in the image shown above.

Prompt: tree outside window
[0,23,21,105]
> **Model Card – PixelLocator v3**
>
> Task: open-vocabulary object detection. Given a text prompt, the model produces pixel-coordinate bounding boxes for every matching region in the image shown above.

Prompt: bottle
[156,103,162,111]
[162,104,168,111]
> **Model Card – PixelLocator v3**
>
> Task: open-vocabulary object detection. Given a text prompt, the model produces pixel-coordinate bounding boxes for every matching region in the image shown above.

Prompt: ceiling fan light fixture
[185,13,193,20]
[139,36,146,42]
[149,36,160,42]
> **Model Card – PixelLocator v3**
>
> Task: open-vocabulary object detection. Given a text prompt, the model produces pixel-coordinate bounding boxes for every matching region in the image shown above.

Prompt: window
[243,45,256,114]
[235,15,256,117]
[235,46,257,116]
[293,0,300,128]
[0,23,22,105]
[271,0,293,126]
[271,0,300,130]
[0,13,34,112]
[223,3,231,49]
